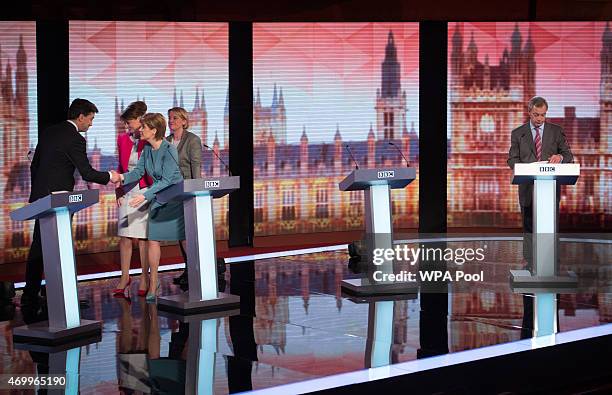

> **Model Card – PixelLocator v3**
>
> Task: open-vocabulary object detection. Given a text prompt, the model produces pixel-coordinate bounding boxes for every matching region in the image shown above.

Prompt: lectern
[339,168,416,295]
[156,177,241,314]
[10,190,101,343]
[510,163,580,289]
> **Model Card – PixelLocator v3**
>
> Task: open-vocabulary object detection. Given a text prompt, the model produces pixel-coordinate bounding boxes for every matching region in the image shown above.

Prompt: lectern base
[159,308,241,323]
[157,292,240,315]
[510,269,578,291]
[341,278,418,296]
[12,319,101,345]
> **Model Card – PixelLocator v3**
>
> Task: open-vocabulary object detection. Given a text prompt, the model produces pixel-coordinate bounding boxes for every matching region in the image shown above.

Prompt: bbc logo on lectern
[377,170,395,179]
[204,180,220,188]
[68,194,83,203]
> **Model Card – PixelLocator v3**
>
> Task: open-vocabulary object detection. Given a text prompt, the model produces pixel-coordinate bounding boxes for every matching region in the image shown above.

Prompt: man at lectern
[22,99,113,306]
[507,96,574,233]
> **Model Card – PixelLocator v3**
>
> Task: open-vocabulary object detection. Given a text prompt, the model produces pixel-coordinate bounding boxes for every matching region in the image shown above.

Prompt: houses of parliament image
[252,31,419,236]
[2,24,611,263]
[448,22,612,228]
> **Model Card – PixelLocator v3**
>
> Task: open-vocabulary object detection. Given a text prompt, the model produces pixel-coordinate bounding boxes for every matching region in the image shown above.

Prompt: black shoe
[217,258,226,274]
[20,292,45,307]
[173,271,187,285]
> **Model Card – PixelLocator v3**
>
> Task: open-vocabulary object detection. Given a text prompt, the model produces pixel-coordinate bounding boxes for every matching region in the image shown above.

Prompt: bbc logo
[68,194,83,203]
[377,170,395,179]
[204,180,220,188]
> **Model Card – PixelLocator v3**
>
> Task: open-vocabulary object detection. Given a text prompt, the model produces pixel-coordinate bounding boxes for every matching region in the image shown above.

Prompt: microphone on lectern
[388,141,410,167]
[345,144,360,170]
[203,144,232,176]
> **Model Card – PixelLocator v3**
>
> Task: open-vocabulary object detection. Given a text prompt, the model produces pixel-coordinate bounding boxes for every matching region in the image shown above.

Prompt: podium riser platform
[510,269,577,289]
[12,319,101,345]
[157,292,240,315]
[341,279,418,296]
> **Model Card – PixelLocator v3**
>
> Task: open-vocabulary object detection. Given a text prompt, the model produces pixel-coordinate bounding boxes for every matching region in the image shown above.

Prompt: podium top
[156,176,240,203]
[10,189,99,221]
[339,168,416,191]
[512,163,580,185]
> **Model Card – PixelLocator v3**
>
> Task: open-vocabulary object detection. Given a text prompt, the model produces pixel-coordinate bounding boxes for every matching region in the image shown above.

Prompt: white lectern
[339,168,416,295]
[156,177,240,314]
[10,190,101,343]
[510,163,580,288]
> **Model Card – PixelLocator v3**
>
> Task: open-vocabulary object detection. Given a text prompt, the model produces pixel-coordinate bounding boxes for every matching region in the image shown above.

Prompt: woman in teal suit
[116,113,185,302]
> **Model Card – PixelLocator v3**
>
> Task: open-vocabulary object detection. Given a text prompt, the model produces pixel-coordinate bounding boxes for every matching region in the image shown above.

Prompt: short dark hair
[141,113,167,140]
[68,98,99,120]
[527,96,548,111]
[121,101,147,121]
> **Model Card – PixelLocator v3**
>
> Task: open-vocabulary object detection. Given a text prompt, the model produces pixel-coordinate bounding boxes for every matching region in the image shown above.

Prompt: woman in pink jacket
[113,101,154,298]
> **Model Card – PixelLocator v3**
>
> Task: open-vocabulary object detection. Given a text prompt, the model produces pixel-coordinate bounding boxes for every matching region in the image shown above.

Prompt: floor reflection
[0,240,609,394]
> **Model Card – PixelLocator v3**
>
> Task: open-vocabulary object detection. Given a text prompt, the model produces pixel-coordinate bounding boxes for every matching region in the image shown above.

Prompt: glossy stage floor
[1,237,611,394]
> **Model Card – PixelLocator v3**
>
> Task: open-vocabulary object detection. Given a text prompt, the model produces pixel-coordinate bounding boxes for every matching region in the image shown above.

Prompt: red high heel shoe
[112,277,132,298]
[137,283,149,297]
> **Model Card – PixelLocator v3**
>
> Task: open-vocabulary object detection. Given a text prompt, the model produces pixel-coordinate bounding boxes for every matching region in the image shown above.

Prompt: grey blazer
[507,122,573,208]
[166,131,202,179]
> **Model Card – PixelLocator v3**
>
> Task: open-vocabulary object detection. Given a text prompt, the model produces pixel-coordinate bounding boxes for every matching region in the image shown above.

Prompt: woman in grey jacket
[167,107,202,287]
[167,107,202,179]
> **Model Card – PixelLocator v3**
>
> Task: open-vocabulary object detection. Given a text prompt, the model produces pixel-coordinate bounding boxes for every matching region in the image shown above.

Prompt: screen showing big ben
[0,22,38,265]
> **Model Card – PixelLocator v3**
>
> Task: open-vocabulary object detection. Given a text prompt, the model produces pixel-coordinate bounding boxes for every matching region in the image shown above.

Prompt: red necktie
[534,126,542,161]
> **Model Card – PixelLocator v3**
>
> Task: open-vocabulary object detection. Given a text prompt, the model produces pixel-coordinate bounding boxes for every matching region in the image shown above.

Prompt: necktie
[534,126,542,161]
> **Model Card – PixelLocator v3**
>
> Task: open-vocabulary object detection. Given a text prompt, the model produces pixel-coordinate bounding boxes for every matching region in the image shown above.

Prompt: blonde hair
[141,113,166,140]
[168,107,190,130]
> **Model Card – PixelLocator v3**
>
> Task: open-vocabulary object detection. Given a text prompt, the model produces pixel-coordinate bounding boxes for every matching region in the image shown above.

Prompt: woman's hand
[128,194,146,208]
[117,196,125,207]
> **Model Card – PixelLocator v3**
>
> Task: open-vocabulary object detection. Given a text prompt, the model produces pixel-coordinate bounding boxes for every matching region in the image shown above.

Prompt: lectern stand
[156,177,241,314]
[510,163,580,290]
[10,190,102,343]
[339,168,416,295]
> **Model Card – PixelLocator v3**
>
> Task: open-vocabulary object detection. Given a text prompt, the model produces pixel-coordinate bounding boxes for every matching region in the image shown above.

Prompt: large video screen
[253,23,420,236]
[69,21,228,255]
[1,22,38,264]
[448,22,612,229]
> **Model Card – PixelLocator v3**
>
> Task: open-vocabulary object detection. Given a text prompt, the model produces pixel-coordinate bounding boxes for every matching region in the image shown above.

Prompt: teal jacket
[122,139,183,210]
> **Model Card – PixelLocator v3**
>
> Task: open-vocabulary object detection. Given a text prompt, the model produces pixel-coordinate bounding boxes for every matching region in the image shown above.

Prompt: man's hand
[128,194,146,208]
[117,196,125,207]
[110,170,123,184]
[548,154,563,164]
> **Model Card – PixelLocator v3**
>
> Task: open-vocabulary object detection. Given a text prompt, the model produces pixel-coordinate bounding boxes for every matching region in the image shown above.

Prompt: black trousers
[24,219,43,297]
[522,205,534,234]
[178,240,188,274]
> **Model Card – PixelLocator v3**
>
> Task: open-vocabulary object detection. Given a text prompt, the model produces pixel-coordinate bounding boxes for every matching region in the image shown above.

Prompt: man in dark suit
[22,99,116,306]
[507,96,574,233]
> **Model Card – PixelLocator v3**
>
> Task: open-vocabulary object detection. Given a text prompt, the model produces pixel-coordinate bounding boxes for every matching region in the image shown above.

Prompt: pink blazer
[116,133,153,198]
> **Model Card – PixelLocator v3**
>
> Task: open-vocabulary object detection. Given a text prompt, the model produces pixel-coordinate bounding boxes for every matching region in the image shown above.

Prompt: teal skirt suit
[122,140,185,241]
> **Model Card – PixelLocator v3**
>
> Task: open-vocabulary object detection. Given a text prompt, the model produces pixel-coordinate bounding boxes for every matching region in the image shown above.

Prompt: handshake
[110,170,123,185]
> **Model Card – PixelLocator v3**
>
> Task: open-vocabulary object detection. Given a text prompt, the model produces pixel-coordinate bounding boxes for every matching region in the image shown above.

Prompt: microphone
[203,144,232,176]
[345,144,359,170]
[388,141,410,167]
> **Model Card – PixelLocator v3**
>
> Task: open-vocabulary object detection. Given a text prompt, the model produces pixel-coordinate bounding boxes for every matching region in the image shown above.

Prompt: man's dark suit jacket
[29,121,110,202]
[507,122,573,208]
